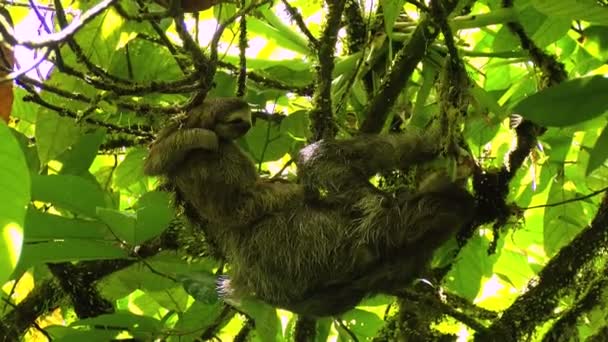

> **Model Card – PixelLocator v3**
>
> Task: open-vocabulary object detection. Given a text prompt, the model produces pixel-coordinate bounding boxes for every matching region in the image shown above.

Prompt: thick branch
[309,0,346,141]
[0,235,175,339]
[360,0,458,134]
[476,194,608,341]
[343,0,366,54]
[543,275,608,342]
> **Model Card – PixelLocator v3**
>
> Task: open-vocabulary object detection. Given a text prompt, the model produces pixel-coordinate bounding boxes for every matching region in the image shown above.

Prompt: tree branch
[309,0,346,141]
[476,194,608,341]
[0,0,117,48]
[360,0,458,134]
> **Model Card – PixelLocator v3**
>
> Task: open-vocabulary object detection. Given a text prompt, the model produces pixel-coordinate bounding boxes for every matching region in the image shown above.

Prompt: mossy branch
[309,0,347,141]
[476,194,608,341]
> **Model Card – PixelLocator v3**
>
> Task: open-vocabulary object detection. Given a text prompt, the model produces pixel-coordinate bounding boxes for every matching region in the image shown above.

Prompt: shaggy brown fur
[144,98,475,316]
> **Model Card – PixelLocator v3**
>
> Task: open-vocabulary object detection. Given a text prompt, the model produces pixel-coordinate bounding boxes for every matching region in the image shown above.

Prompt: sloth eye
[227,118,246,124]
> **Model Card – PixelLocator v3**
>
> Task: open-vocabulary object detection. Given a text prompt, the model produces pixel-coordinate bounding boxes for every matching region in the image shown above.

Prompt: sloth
[144,97,475,317]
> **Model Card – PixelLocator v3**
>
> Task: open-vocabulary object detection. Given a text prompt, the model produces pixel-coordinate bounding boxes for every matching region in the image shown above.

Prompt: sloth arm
[234,180,305,225]
[144,128,219,176]
[339,132,440,176]
[298,131,440,193]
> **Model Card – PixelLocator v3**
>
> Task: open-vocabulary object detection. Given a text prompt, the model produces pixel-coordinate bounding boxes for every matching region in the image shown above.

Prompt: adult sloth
[144,97,475,317]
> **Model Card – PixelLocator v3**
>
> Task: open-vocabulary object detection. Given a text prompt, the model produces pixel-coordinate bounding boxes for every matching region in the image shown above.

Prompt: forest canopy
[1,0,608,341]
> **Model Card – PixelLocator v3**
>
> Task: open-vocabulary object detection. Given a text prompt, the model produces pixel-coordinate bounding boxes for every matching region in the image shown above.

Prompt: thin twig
[280,0,319,48]
[0,0,117,48]
[525,186,608,210]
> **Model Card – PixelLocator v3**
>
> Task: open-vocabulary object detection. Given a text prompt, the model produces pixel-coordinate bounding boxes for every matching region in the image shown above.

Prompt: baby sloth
[144,98,475,317]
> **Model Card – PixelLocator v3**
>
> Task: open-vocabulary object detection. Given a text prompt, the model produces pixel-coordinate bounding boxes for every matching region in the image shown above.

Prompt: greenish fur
[144,98,475,316]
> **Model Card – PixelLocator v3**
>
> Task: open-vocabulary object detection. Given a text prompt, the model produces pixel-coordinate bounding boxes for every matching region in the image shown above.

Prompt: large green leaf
[35,110,82,165]
[134,191,173,244]
[109,39,184,82]
[113,147,147,189]
[240,299,281,342]
[582,26,608,61]
[45,327,121,342]
[17,240,128,270]
[173,300,225,340]
[532,0,608,25]
[98,253,217,300]
[243,121,294,163]
[25,207,108,241]
[68,312,163,340]
[444,234,497,301]
[382,0,405,34]
[72,6,126,69]
[512,76,608,127]
[247,17,310,55]
[543,185,587,256]
[493,6,567,50]
[258,6,311,54]
[31,174,107,218]
[0,124,30,283]
[179,271,221,304]
[11,127,40,174]
[96,192,171,246]
[59,129,106,175]
[96,207,137,244]
[587,123,608,175]
[339,309,384,339]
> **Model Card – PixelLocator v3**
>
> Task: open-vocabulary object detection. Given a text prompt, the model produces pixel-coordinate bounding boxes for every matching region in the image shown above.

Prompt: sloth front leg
[144,128,219,176]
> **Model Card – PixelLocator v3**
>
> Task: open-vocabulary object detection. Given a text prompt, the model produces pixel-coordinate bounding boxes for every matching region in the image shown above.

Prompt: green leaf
[173,300,225,339]
[179,271,221,304]
[282,110,310,140]
[31,174,107,218]
[445,234,497,300]
[109,39,184,82]
[240,299,281,342]
[247,17,310,55]
[543,186,587,256]
[25,207,108,241]
[96,207,137,244]
[258,6,311,54]
[69,312,162,339]
[582,25,608,61]
[46,327,120,342]
[59,129,106,175]
[412,62,440,126]
[492,250,535,289]
[11,128,40,174]
[382,0,405,34]
[133,191,173,244]
[113,147,147,189]
[18,240,128,269]
[223,54,310,71]
[72,7,126,69]
[35,110,82,165]
[532,0,608,25]
[0,124,29,283]
[530,16,570,47]
[98,253,218,300]
[586,124,608,175]
[512,76,608,127]
[244,121,294,162]
[339,309,384,338]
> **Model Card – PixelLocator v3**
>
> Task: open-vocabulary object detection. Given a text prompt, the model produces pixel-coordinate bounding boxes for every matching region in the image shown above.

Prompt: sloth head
[188,98,252,140]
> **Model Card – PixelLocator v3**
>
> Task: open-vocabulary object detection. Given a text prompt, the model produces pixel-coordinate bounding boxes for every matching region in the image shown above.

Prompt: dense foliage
[1,0,607,341]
